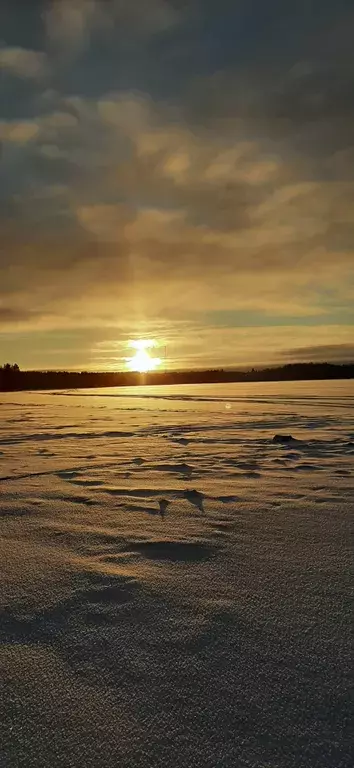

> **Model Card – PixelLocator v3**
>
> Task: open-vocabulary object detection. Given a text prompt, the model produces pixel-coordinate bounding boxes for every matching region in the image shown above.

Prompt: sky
[0,0,353,371]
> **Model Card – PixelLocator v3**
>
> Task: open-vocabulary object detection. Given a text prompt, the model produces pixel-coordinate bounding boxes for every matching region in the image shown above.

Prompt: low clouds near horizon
[0,0,353,370]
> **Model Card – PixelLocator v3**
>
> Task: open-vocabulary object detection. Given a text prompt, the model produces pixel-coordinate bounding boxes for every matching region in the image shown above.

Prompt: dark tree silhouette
[0,361,353,392]
[0,363,21,390]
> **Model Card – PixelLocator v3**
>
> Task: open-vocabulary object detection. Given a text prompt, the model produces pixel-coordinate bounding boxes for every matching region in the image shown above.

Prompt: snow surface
[1,380,353,768]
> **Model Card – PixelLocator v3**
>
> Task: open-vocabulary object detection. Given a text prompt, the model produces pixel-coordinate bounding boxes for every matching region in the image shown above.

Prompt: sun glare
[126,339,162,373]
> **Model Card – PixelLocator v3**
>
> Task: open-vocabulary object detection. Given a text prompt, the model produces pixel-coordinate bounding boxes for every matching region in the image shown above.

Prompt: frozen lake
[1,380,353,767]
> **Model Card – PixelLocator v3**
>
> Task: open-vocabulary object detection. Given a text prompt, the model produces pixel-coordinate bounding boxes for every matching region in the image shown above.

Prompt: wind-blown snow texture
[1,381,353,768]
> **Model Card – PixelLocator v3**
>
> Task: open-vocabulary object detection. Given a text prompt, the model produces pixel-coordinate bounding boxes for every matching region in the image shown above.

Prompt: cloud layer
[0,0,353,368]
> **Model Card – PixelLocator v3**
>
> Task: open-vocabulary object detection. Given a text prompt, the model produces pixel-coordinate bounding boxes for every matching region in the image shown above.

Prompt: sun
[126,339,162,373]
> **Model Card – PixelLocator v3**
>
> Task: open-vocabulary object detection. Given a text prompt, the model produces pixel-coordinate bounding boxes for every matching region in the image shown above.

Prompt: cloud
[76,203,132,241]
[45,0,180,59]
[45,0,97,57]
[110,0,180,35]
[0,120,39,143]
[0,1,353,368]
[284,344,354,364]
[0,306,43,324]
[0,47,48,79]
[1,89,353,329]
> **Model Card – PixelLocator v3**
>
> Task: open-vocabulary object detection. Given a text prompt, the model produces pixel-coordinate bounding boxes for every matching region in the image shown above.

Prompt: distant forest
[1,362,353,392]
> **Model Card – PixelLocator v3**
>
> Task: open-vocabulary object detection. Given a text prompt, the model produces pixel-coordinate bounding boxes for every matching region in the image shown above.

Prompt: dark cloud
[0,306,43,324]
[284,344,354,364]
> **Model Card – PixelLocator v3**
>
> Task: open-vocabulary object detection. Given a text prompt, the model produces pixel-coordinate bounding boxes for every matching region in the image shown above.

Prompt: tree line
[0,361,353,392]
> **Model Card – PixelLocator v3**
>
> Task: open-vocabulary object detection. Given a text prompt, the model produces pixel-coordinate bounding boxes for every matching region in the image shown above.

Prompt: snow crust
[1,381,352,767]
